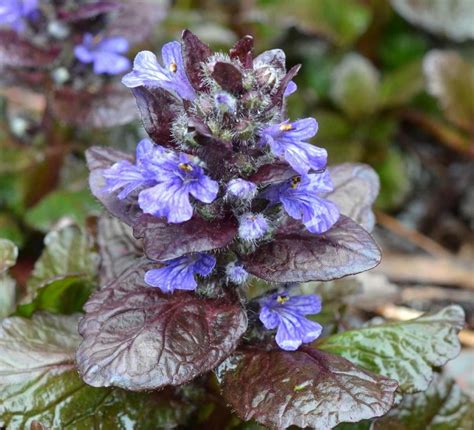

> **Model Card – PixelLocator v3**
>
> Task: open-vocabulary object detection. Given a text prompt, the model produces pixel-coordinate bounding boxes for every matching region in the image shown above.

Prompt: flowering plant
[69,30,462,429]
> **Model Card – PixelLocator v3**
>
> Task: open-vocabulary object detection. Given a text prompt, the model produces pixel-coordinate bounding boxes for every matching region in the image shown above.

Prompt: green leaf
[0,313,195,429]
[27,225,98,293]
[390,0,474,42]
[0,238,18,273]
[269,0,372,46]
[330,53,380,119]
[379,60,424,108]
[319,306,465,393]
[20,225,99,315]
[0,274,16,318]
[423,50,474,132]
[374,374,473,430]
[24,189,100,233]
[0,213,24,247]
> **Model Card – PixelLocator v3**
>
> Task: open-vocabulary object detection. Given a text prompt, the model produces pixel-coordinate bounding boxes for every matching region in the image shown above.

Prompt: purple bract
[74,32,131,75]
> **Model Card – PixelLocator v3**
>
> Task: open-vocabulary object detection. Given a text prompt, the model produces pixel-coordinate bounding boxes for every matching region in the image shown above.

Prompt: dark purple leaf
[97,215,142,285]
[212,62,244,93]
[105,0,169,45]
[58,1,120,22]
[51,85,138,128]
[229,35,253,68]
[0,30,60,68]
[249,162,296,185]
[86,146,142,226]
[217,347,398,429]
[181,29,213,91]
[131,86,179,147]
[326,163,380,232]
[133,214,237,261]
[76,260,247,390]
[242,215,381,282]
[269,64,301,109]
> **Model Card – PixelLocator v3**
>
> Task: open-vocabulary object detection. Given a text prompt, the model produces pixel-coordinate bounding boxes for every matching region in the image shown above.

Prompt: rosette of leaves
[73,31,466,429]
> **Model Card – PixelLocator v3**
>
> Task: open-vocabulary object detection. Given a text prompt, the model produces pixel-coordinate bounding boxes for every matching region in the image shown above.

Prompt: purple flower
[103,139,219,223]
[226,178,257,200]
[0,0,37,31]
[214,91,237,113]
[145,253,216,293]
[226,262,249,284]
[122,42,196,101]
[74,33,131,75]
[264,171,339,234]
[259,293,322,351]
[284,81,297,97]
[238,212,269,241]
[259,118,327,175]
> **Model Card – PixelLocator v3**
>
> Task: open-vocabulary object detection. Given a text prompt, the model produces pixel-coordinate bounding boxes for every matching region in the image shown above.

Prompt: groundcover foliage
[0,29,469,430]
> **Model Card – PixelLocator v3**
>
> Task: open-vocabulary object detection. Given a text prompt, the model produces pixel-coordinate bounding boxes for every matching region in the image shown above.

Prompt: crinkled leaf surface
[423,50,474,132]
[0,238,18,274]
[0,274,16,318]
[242,215,381,282]
[0,313,194,429]
[326,163,380,232]
[133,214,237,261]
[217,347,398,430]
[375,374,473,430]
[86,146,142,225]
[97,216,142,285]
[27,225,98,293]
[76,260,247,390]
[0,30,59,68]
[24,189,100,233]
[131,86,179,147]
[319,305,464,393]
[390,0,474,41]
[51,85,138,128]
[20,226,98,315]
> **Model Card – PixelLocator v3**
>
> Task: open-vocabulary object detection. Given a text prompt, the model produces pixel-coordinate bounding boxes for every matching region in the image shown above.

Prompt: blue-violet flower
[259,118,326,175]
[226,178,257,200]
[259,293,322,351]
[74,33,131,75]
[145,253,216,293]
[264,171,339,234]
[122,41,196,100]
[103,139,218,223]
[226,262,249,285]
[0,0,37,31]
[238,212,269,241]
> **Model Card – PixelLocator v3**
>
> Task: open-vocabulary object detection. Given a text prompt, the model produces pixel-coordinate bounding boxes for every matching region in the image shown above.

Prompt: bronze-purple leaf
[0,30,60,68]
[269,64,301,109]
[51,85,138,128]
[97,216,142,285]
[242,215,381,282]
[249,162,296,185]
[57,1,120,22]
[229,35,253,68]
[76,260,247,391]
[133,214,237,261]
[217,347,398,430]
[212,62,244,94]
[86,146,142,226]
[105,0,169,45]
[131,86,179,146]
[181,29,213,91]
[325,163,380,232]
